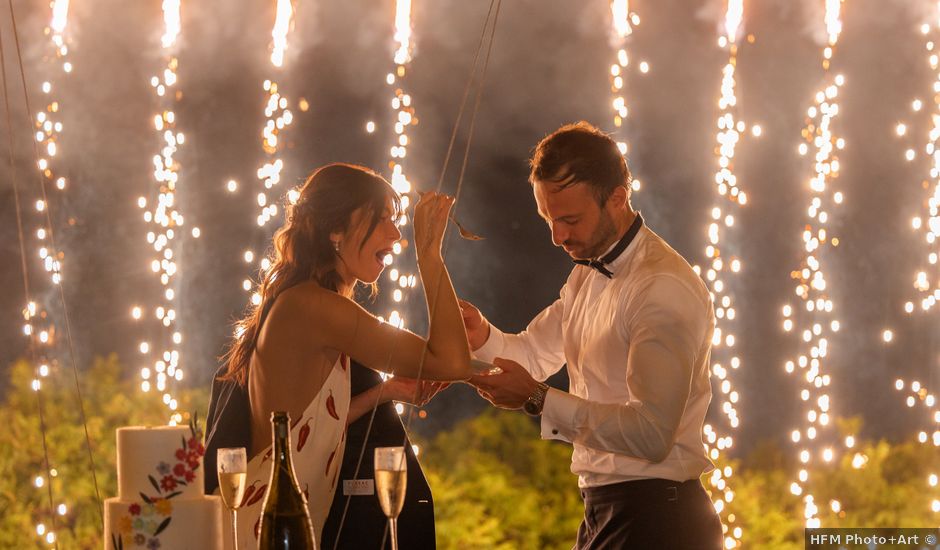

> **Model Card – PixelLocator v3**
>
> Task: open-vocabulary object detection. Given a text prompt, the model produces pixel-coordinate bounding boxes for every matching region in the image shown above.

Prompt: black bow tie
[573,213,644,279]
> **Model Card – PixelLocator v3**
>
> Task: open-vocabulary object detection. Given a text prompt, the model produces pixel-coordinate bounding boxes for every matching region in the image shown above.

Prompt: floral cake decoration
[110,413,204,550]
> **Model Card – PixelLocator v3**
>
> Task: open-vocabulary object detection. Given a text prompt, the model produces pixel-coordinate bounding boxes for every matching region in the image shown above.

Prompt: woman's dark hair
[529,121,632,205]
[219,162,401,386]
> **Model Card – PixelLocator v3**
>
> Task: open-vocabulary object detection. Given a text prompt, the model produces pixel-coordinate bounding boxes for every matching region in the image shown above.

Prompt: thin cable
[7,0,103,525]
[328,363,386,550]
[433,0,498,192]
[394,0,502,543]
[0,18,59,549]
[406,0,502,407]
[448,0,502,208]
[331,1,502,546]
[398,0,502,487]
[398,0,503,436]
[34,389,59,549]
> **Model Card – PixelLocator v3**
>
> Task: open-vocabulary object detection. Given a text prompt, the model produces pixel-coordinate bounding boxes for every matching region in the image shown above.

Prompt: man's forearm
[541,389,678,463]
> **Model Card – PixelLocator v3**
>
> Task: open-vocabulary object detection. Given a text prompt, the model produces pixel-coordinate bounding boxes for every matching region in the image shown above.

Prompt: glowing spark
[607,1,642,190]
[891,8,940,517]
[21,2,80,543]
[610,0,632,38]
[783,0,848,528]
[51,0,69,35]
[393,0,413,65]
[898,21,940,314]
[699,2,751,545]
[243,3,298,301]
[378,0,420,334]
[724,0,743,44]
[161,0,181,48]
[137,0,189,420]
[271,0,294,68]
[824,0,843,46]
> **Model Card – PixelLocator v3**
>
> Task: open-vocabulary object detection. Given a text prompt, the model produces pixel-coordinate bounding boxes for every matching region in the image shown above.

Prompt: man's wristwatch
[523,382,550,416]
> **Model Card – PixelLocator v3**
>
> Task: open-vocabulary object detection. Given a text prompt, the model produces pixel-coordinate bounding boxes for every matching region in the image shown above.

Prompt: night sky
[0,0,936,456]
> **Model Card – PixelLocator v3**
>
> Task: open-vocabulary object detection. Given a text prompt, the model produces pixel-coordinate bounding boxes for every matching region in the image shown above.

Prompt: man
[464,121,723,549]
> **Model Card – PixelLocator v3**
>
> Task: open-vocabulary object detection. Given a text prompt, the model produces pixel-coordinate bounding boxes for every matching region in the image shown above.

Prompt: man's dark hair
[529,121,632,205]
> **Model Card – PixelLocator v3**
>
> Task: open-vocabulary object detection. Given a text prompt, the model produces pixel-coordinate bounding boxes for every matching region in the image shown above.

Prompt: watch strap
[524,382,549,416]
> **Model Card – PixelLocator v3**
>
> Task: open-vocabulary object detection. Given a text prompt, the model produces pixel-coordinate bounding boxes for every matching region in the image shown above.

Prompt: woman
[205,163,471,549]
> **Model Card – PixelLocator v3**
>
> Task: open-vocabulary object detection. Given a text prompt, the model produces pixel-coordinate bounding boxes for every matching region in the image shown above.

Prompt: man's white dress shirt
[475,221,716,488]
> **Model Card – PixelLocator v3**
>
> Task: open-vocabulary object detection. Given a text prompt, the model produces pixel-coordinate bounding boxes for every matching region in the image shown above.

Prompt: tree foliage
[0,356,206,549]
[420,411,940,550]
[1,357,937,549]
[417,409,583,549]
[719,420,940,549]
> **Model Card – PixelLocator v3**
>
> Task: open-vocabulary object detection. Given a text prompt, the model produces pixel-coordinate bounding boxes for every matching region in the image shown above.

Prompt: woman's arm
[346,378,447,425]
[346,386,387,426]
[415,253,470,378]
[412,191,472,380]
[302,289,468,380]
[309,192,472,381]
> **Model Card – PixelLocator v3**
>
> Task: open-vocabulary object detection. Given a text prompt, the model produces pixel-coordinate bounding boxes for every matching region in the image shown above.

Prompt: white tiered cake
[103,425,223,550]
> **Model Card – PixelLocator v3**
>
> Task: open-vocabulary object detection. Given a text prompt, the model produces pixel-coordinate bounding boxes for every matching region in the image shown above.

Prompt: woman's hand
[382,376,448,407]
[413,191,455,260]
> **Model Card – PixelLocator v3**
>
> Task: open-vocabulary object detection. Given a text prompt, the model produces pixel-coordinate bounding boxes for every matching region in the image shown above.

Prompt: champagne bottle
[259,411,316,550]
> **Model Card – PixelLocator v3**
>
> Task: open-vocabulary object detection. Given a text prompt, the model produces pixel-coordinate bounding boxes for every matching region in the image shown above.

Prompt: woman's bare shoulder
[277,280,326,303]
[272,281,358,325]
[255,282,338,361]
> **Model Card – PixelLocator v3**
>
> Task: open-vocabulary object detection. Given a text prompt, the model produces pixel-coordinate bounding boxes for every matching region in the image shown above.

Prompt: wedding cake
[103,422,223,549]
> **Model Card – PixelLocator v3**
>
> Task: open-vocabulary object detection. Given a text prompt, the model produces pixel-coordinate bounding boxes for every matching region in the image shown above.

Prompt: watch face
[523,400,539,416]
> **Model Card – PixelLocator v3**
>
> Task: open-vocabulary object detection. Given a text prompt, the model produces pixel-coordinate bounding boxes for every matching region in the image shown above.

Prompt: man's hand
[468,357,538,410]
[459,299,491,351]
[382,376,448,407]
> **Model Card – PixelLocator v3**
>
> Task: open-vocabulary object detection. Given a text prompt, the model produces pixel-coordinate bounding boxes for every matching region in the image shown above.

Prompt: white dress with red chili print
[225,354,350,550]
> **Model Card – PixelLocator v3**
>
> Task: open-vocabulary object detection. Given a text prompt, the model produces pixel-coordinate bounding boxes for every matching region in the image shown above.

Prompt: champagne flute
[374,446,407,550]
[217,447,248,550]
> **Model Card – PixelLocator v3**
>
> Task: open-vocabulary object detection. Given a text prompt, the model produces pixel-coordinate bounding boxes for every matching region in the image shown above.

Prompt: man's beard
[568,209,618,260]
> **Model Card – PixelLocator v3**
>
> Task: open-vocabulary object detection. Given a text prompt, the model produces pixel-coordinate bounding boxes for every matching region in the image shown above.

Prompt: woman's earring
[332,240,341,253]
